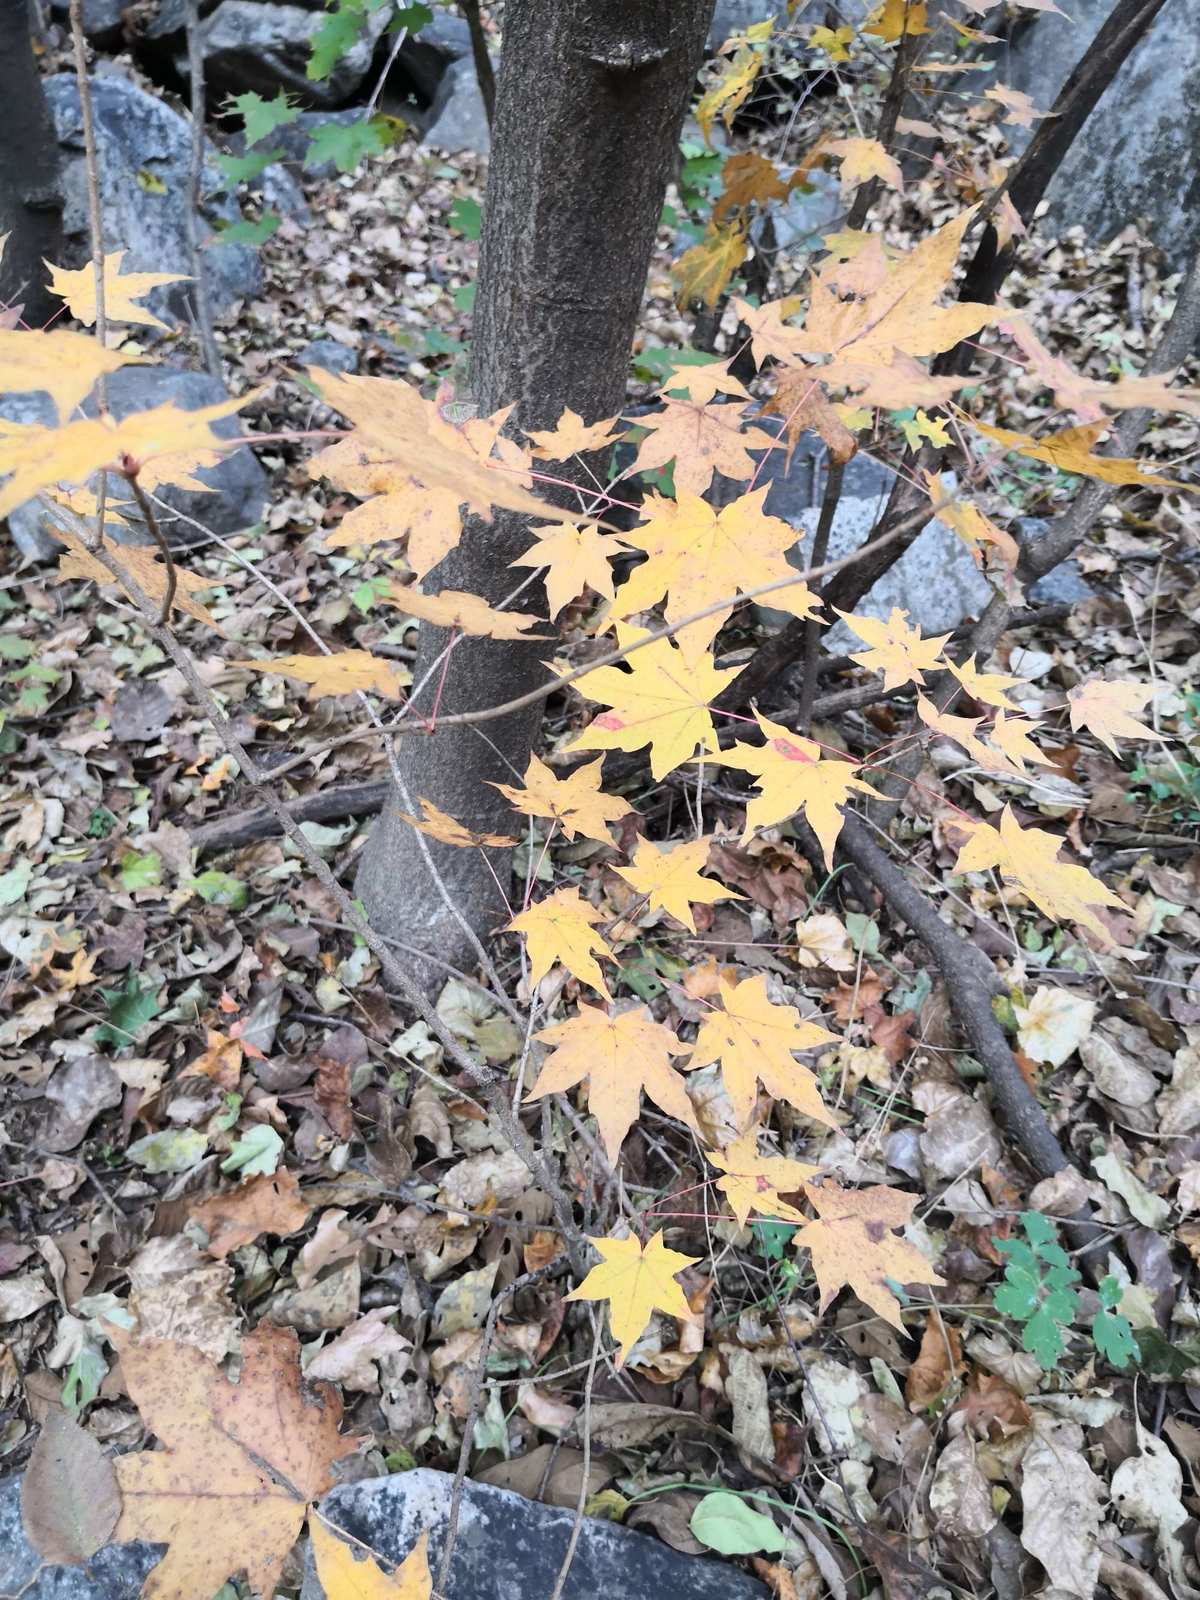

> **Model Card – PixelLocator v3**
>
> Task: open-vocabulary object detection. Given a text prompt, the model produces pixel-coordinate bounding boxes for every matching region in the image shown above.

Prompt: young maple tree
[5,0,1198,1595]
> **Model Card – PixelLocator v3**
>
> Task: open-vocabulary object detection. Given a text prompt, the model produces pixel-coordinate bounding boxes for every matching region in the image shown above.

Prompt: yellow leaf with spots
[524,407,619,460]
[839,605,951,690]
[762,363,858,467]
[57,528,220,631]
[0,327,140,420]
[954,804,1124,944]
[506,887,613,998]
[234,650,410,700]
[383,584,550,640]
[714,710,880,865]
[113,1324,360,1600]
[491,754,631,845]
[900,408,949,450]
[511,521,628,620]
[826,137,904,195]
[527,1003,698,1162]
[811,24,854,60]
[614,836,743,933]
[47,250,189,331]
[569,624,743,781]
[310,1521,431,1600]
[795,1181,944,1329]
[672,220,748,308]
[565,1231,697,1366]
[946,653,1024,711]
[1067,679,1157,755]
[398,798,516,850]
[707,1131,820,1227]
[690,971,836,1130]
[624,390,780,497]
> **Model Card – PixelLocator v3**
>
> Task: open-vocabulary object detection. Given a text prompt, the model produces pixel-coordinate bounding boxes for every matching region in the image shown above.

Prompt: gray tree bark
[0,3,64,326]
[356,0,714,980]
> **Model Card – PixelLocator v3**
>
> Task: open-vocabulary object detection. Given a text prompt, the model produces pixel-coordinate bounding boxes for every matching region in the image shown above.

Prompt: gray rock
[6,367,269,563]
[0,1472,158,1600]
[44,75,261,328]
[231,110,366,182]
[395,9,472,103]
[708,2,785,47]
[297,338,357,374]
[195,0,389,107]
[423,57,491,155]
[299,1469,767,1600]
[998,0,1200,266]
[768,168,843,254]
[141,0,189,41]
[48,0,124,40]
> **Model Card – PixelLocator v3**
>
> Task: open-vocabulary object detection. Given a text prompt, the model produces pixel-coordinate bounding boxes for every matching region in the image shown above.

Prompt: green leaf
[1022,1304,1066,1370]
[305,115,397,174]
[61,1346,108,1416]
[993,1266,1039,1321]
[0,634,32,661]
[193,870,249,910]
[120,850,162,892]
[1098,1274,1124,1311]
[1021,1210,1057,1251]
[632,345,719,385]
[215,147,285,186]
[690,1493,786,1556]
[1093,1307,1137,1370]
[212,213,281,247]
[0,859,32,907]
[220,1124,283,1177]
[453,281,477,312]
[95,973,163,1048]
[308,0,367,82]
[1132,1328,1200,1378]
[136,169,167,195]
[229,89,300,147]
[394,1,433,27]
[127,1127,208,1174]
[447,196,482,239]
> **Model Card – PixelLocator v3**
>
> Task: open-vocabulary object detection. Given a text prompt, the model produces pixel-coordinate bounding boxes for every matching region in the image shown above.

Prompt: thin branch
[459,0,496,129]
[797,459,843,732]
[184,0,222,381]
[549,1312,602,1600]
[67,0,110,543]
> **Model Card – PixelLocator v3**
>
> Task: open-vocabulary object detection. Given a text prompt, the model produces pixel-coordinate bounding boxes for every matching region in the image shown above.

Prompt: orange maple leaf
[795,1180,945,1328]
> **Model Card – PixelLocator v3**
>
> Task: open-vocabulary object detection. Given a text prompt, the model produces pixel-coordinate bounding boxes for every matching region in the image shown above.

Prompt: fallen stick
[190,778,390,852]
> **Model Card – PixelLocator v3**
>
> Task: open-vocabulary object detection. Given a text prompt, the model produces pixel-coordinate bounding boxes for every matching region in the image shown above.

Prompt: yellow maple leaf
[795,1180,944,1328]
[506,886,614,998]
[310,1521,431,1600]
[397,797,516,849]
[696,21,773,143]
[839,605,951,690]
[706,1131,821,1227]
[864,0,929,38]
[964,411,1191,491]
[925,472,1020,571]
[672,221,748,308]
[946,653,1024,711]
[56,528,220,630]
[624,391,780,497]
[917,693,989,766]
[317,440,464,579]
[527,1003,699,1161]
[234,650,410,700]
[524,406,619,460]
[1067,679,1157,755]
[565,1231,698,1366]
[614,836,743,933]
[607,487,820,660]
[46,250,189,331]
[762,363,858,467]
[568,624,743,781]
[954,803,1124,943]
[826,137,904,195]
[383,584,550,640]
[714,710,880,865]
[987,711,1052,774]
[491,753,631,845]
[690,971,836,1129]
[811,23,854,61]
[732,296,807,369]
[511,521,627,620]
[0,327,140,421]
[984,84,1051,128]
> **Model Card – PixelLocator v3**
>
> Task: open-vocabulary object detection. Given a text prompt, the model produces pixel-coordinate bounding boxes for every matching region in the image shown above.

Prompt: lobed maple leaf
[47,250,189,330]
[947,654,1025,711]
[569,624,743,781]
[0,327,140,420]
[56,527,220,630]
[398,797,516,849]
[954,804,1124,944]
[672,221,749,308]
[987,711,1053,774]
[864,0,928,39]
[383,583,550,640]
[318,442,464,579]
[524,406,618,460]
[310,1520,431,1600]
[113,1324,360,1600]
[714,709,880,865]
[490,753,631,845]
[526,1002,700,1160]
[826,137,904,195]
[614,835,743,932]
[925,474,1020,571]
[696,19,773,142]
[706,1130,821,1227]
[608,486,820,660]
[964,411,1191,491]
[506,886,614,998]
[795,1180,944,1329]
[234,649,410,700]
[565,1231,698,1366]
[713,150,790,224]
[839,606,951,690]
[689,971,837,1129]
[762,363,858,467]
[511,520,627,620]
[189,1172,311,1260]
[1067,679,1157,754]
[624,377,780,496]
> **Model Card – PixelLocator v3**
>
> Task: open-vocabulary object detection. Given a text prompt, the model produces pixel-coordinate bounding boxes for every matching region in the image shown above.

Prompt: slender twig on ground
[548,1312,602,1600]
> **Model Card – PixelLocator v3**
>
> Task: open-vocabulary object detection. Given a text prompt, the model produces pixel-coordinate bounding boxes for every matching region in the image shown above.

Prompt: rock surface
[394,9,473,104]
[195,0,388,106]
[44,74,260,328]
[423,56,491,155]
[6,367,269,563]
[0,1473,158,1600]
[999,0,1200,266]
[299,1469,767,1600]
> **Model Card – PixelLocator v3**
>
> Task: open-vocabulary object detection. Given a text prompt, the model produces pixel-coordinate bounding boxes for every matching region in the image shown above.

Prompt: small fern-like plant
[993,1212,1136,1372]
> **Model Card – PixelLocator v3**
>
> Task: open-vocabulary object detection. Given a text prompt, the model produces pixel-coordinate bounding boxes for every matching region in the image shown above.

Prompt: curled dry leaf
[189,1169,311,1260]
[20,1407,122,1567]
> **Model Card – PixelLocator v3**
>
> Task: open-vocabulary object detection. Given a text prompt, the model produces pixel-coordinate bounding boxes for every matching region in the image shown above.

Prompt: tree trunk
[356,0,714,981]
[0,3,64,326]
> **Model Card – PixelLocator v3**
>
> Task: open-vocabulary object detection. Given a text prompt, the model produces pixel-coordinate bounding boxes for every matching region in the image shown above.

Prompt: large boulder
[194,0,389,106]
[393,8,473,104]
[43,74,261,328]
[423,56,491,154]
[5,367,269,563]
[998,0,1200,266]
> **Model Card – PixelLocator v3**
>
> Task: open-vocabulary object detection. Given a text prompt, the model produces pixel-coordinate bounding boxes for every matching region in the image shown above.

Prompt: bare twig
[183,0,222,380]
[549,1312,603,1600]
[122,470,176,624]
[67,0,110,542]
[797,459,843,733]
[459,0,496,128]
